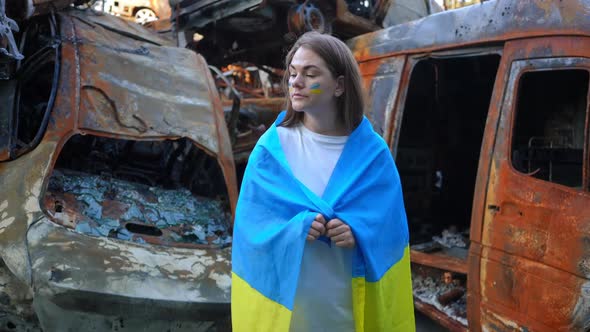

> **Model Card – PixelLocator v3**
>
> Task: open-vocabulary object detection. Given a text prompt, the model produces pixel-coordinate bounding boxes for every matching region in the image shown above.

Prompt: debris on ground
[412,273,468,326]
[432,228,468,249]
[45,169,232,247]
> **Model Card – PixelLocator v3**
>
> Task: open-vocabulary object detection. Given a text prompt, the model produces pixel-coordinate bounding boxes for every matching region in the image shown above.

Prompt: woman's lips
[292,93,307,99]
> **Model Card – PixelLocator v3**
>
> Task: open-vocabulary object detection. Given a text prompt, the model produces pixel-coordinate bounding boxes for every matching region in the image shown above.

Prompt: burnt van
[349,1,590,331]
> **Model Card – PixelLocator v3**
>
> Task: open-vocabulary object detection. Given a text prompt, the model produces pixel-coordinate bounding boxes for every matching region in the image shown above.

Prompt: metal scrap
[432,228,468,249]
[0,0,23,60]
[413,273,468,326]
[46,169,232,247]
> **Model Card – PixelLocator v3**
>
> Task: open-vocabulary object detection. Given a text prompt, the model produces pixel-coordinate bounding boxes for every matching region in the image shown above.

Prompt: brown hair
[279,31,364,132]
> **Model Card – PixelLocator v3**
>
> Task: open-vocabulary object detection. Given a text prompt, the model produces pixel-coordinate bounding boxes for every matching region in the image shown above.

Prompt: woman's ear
[334,75,344,97]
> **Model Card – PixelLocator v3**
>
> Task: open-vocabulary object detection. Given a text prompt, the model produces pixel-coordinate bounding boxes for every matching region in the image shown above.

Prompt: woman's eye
[306,75,316,78]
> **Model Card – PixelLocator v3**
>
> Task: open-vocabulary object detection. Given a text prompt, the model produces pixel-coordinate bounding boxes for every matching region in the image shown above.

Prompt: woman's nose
[291,74,304,88]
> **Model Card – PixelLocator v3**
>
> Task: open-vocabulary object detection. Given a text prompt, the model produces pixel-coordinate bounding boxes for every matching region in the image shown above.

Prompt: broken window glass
[511,70,589,189]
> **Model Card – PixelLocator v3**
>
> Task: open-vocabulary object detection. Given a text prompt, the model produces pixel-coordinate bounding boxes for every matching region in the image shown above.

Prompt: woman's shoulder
[354,117,389,149]
[249,115,289,157]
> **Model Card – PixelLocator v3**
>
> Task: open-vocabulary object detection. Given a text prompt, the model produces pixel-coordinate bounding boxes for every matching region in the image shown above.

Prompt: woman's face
[288,46,343,112]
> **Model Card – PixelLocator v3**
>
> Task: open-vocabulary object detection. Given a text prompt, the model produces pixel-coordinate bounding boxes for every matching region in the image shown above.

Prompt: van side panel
[478,37,590,332]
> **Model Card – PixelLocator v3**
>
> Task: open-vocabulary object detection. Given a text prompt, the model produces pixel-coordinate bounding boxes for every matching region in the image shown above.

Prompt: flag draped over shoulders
[231,111,415,332]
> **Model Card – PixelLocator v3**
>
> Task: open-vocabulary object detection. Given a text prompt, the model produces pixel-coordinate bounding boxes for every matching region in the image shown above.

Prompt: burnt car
[94,0,172,24]
[350,0,590,330]
[1,3,236,331]
[171,0,389,68]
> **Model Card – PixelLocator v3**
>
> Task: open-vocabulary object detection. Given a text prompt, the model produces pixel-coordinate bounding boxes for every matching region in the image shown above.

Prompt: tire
[134,8,157,25]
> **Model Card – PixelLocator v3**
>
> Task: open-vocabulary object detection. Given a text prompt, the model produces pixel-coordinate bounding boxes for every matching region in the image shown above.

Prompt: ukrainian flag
[232,112,415,331]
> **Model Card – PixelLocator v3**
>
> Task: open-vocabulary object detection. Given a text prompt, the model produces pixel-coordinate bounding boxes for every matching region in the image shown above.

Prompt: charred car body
[171,0,442,68]
[1,2,236,331]
[350,0,590,330]
[93,0,172,25]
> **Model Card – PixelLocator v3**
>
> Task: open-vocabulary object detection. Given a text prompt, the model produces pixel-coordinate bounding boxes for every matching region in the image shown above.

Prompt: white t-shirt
[277,123,355,332]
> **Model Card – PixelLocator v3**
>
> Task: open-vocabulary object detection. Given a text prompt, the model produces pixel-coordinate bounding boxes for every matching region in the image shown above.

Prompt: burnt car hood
[69,11,228,156]
[0,10,237,289]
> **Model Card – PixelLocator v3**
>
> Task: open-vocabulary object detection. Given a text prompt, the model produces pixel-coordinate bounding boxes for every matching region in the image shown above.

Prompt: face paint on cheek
[309,83,323,95]
[288,82,294,94]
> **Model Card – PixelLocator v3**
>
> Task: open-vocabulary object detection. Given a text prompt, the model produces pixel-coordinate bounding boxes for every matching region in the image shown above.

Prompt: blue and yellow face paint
[309,83,323,95]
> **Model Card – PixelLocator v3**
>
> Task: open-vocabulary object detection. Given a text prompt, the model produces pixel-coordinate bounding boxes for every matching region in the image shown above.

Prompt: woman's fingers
[334,237,355,248]
[307,218,326,241]
[314,214,326,224]
[325,218,355,248]
[311,220,326,234]
[326,223,348,238]
[308,224,322,238]
[309,216,356,245]
[326,218,343,228]
[330,231,352,243]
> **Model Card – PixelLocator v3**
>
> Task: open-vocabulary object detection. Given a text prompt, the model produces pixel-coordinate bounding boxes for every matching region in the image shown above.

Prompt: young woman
[231,32,415,332]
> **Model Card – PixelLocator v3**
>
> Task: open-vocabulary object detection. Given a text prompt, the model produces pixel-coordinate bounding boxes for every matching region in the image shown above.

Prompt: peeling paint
[208,271,231,291]
[0,200,14,234]
[483,311,529,332]
[0,217,16,233]
[25,179,43,227]
[28,218,232,303]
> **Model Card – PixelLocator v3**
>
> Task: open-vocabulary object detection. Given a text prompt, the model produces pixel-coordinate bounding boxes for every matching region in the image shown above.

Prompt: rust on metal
[348,0,590,62]
[410,250,468,275]
[0,7,236,330]
[350,1,590,331]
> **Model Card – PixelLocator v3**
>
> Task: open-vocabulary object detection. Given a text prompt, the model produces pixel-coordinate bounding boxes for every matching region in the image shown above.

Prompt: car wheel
[134,8,157,25]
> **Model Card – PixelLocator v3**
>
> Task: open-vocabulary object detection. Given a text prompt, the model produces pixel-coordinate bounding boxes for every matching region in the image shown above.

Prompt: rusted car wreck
[171,0,445,68]
[1,3,236,331]
[349,0,590,331]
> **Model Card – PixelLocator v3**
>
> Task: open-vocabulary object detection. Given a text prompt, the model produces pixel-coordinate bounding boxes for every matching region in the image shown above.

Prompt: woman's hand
[307,214,327,241]
[326,218,356,248]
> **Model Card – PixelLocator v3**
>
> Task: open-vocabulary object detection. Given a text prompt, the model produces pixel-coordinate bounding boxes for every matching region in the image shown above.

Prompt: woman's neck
[302,107,348,136]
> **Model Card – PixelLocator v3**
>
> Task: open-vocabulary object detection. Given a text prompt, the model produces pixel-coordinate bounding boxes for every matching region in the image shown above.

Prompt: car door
[474,36,590,332]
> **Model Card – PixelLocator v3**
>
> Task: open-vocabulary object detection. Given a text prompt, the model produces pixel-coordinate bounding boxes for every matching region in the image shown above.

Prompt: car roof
[348,0,590,62]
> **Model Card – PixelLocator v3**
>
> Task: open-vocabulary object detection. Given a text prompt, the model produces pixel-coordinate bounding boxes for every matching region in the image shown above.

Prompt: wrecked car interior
[44,135,232,247]
[399,53,501,328]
